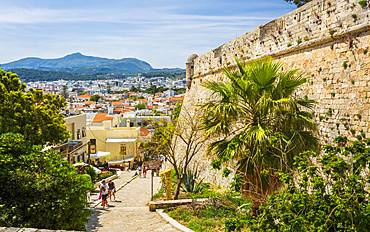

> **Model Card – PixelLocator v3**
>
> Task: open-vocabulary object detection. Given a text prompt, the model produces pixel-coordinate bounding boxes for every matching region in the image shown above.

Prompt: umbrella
[73,162,88,167]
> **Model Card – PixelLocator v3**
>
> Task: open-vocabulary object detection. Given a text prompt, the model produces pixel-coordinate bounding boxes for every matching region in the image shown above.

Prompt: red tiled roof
[113,108,124,113]
[138,99,148,103]
[169,96,184,102]
[112,101,123,106]
[77,94,91,99]
[84,101,95,106]
[92,113,113,123]
[140,128,150,136]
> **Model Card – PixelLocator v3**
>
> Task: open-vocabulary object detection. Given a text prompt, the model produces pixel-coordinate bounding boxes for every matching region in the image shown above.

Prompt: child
[101,185,109,208]
[108,180,116,201]
[142,165,147,178]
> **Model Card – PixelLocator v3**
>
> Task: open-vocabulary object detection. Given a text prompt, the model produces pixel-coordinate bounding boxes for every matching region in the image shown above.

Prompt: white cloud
[0,2,289,67]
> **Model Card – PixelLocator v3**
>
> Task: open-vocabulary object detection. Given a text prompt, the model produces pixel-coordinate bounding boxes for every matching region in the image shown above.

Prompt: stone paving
[88,170,134,206]
[87,170,178,232]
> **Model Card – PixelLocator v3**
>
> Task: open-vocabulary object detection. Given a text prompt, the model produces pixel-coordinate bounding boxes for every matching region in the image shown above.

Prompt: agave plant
[182,163,205,194]
[201,58,318,202]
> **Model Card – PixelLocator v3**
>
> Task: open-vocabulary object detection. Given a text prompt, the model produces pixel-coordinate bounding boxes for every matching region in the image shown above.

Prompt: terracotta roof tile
[78,94,92,99]
[140,127,150,136]
[112,101,123,106]
[92,113,113,123]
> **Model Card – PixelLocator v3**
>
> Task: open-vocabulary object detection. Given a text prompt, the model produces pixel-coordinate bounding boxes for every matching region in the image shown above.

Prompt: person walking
[100,180,109,208]
[142,165,147,178]
[108,180,116,201]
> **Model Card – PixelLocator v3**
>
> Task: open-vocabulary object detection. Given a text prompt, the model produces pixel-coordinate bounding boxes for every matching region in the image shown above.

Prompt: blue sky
[0,0,295,68]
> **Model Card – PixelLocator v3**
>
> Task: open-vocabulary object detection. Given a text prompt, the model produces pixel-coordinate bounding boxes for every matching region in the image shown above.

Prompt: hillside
[7,68,185,82]
[1,52,154,74]
[0,53,185,81]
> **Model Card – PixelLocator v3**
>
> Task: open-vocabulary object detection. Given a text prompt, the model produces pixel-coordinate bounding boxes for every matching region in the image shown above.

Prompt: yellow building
[56,113,88,163]
[87,119,142,164]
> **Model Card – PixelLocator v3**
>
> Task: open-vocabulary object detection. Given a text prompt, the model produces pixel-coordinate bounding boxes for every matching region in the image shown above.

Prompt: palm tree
[201,58,317,203]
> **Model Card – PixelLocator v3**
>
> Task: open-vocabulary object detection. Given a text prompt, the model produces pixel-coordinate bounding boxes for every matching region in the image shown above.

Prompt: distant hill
[8,68,185,82]
[1,53,153,74]
[0,53,185,81]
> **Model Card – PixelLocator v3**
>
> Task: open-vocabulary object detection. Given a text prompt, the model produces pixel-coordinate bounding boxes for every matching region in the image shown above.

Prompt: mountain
[1,53,154,74]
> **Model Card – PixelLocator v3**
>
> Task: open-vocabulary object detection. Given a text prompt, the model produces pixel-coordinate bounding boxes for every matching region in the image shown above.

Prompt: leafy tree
[144,109,204,199]
[144,84,168,94]
[0,133,94,230]
[284,0,311,7]
[107,83,112,94]
[174,88,186,94]
[172,103,182,121]
[201,58,317,204]
[90,94,101,103]
[135,103,147,110]
[244,138,370,231]
[61,85,68,99]
[0,69,69,145]
[8,68,127,82]
[130,86,140,92]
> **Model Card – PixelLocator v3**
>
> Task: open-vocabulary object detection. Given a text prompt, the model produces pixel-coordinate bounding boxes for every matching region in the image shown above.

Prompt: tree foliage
[244,137,370,231]
[172,103,182,121]
[135,103,147,110]
[0,69,69,145]
[144,84,168,94]
[90,94,101,103]
[201,58,317,202]
[0,133,94,230]
[284,0,312,7]
[142,109,204,199]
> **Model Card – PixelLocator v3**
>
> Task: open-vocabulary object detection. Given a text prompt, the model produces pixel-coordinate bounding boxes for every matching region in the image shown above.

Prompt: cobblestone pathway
[87,170,178,232]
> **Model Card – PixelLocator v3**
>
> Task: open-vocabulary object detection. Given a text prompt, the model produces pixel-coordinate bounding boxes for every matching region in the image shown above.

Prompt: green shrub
[230,173,243,192]
[167,191,251,232]
[152,187,165,200]
[244,138,370,231]
[84,165,97,182]
[0,133,93,230]
[358,0,368,8]
[97,170,116,181]
[225,218,246,232]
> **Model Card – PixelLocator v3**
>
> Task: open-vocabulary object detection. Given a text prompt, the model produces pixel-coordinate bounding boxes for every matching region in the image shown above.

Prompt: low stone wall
[149,198,209,212]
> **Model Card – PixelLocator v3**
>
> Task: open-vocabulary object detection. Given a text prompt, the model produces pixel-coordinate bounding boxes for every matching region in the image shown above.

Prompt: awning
[106,138,137,143]
[89,151,111,158]
[108,157,135,164]
[73,162,88,167]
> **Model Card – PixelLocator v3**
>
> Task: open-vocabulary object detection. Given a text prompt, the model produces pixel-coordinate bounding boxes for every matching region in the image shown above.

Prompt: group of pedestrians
[99,179,116,209]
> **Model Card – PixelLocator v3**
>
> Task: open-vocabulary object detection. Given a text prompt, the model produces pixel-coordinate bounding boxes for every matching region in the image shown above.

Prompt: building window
[76,129,81,139]
[120,144,126,156]
[82,127,86,137]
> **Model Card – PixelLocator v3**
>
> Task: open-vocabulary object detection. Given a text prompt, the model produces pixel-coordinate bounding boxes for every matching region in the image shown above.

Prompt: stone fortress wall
[178,0,370,187]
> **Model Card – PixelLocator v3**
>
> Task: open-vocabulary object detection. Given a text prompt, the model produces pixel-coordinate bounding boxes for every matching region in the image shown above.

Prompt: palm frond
[201,58,318,199]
